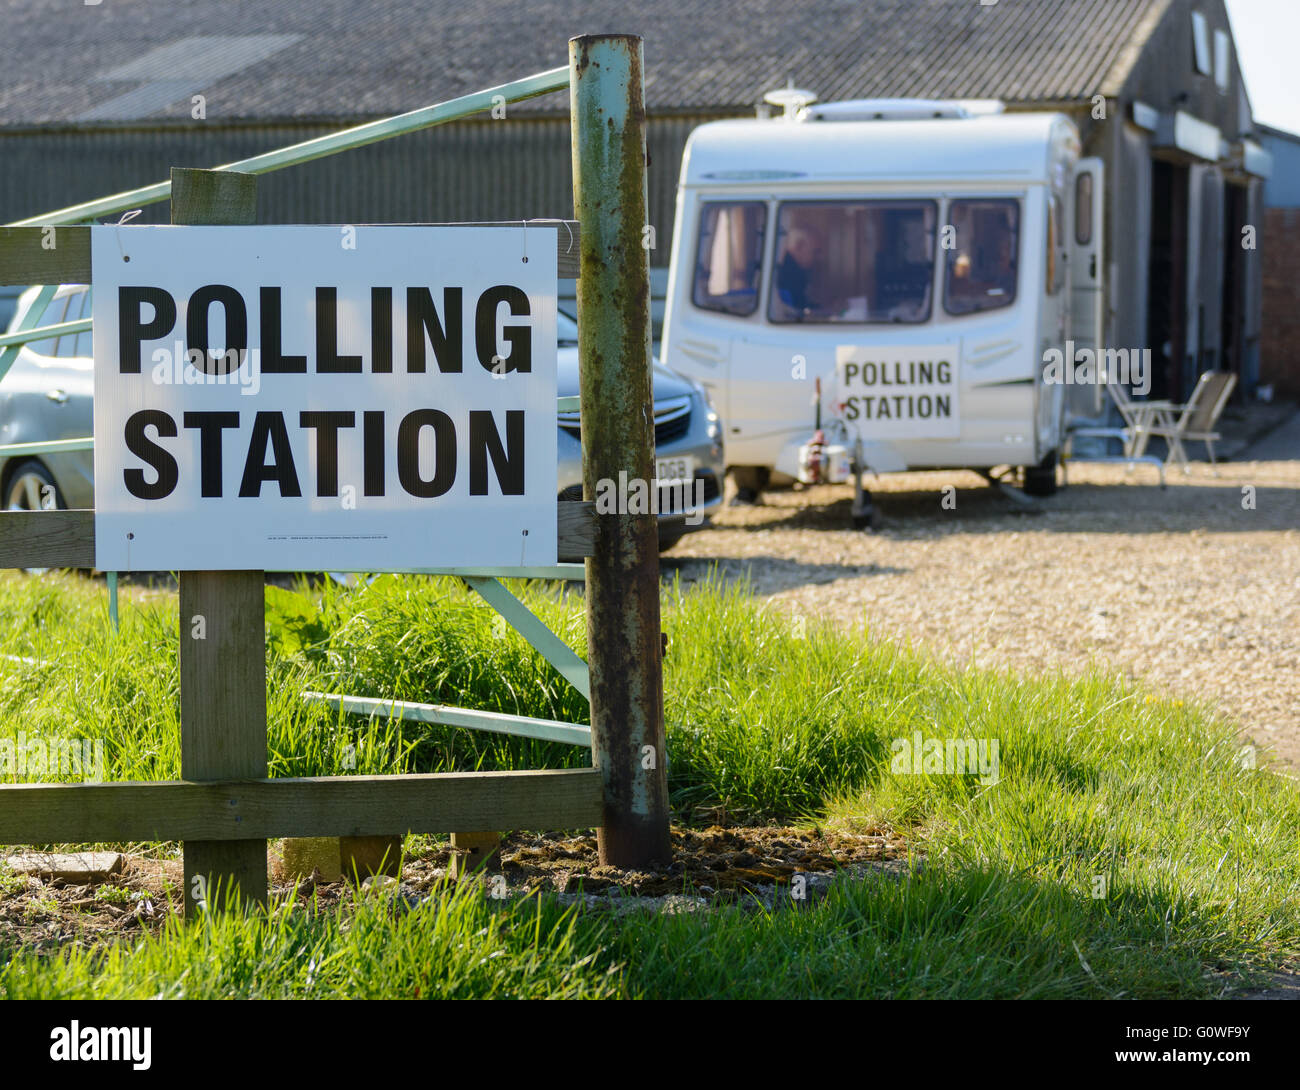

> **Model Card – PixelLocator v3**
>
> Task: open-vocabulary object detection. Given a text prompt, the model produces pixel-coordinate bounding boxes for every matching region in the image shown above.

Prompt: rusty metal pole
[569,34,671,868]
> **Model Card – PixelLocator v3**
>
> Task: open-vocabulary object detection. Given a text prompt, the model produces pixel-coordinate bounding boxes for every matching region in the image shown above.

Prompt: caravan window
[692,202,767,316]
[1075,173,1094,245]
[944,199,1020,315]
[767,200,936,324]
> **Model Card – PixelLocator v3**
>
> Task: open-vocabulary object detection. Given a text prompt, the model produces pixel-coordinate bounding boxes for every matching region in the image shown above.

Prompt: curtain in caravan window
[693,202,766,316]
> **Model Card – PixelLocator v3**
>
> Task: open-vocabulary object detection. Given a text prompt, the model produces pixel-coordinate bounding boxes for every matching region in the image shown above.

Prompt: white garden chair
[1139,370,1237,474]
[1103,378,1179,460]
[1063,369,1173,486]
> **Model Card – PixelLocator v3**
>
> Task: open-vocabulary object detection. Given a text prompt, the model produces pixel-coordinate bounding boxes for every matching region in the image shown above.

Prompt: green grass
[0,568,1296,999]
[0,881,621,1000]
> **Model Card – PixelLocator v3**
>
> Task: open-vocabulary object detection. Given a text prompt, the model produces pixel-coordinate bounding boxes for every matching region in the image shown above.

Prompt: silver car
[0,289,725,550]
[0,284,95,513]
[555,309,723,550]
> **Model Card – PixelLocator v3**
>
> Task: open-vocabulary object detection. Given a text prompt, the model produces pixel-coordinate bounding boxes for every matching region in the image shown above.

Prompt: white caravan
[660,97,1104,511]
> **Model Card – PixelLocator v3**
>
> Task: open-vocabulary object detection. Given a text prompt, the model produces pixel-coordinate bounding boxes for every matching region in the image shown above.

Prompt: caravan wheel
[1022,451,1059,496]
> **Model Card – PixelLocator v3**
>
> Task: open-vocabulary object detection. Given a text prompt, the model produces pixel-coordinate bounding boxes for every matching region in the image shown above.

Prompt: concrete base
[5,851,123,882]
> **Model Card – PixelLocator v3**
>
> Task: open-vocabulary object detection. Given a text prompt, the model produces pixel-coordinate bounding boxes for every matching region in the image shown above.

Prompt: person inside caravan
[770,202,936,323]
[774,226,821,315]
[871,208,934,321]
[978,232,1017,298]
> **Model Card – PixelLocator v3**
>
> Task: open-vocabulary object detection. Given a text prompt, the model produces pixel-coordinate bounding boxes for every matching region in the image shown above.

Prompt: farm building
[0,0,1273,402]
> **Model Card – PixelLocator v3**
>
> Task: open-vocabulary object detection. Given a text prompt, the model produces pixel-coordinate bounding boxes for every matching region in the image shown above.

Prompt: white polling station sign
[834,344,961,440]
[91,225,557,571]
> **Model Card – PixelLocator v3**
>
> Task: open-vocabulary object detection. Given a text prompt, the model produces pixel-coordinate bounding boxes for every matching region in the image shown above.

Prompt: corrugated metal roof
[77,35,303,121]
[0,0,1169,128]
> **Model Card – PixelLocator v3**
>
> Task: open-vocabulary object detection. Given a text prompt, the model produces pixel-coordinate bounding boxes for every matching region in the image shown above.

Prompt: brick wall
[1261,207,1300,400]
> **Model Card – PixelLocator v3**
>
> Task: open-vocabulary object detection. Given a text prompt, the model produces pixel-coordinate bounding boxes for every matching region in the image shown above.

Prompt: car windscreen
[768,200,936,324]
[0,290,22,334]
[19,293,70,356]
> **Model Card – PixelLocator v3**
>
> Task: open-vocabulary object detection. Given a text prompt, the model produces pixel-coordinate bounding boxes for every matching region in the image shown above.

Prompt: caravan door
[1069,157,1105,415]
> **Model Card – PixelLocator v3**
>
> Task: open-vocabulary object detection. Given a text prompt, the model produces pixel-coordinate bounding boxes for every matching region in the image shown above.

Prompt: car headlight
[693,382,719,417]
[695,385,722,444]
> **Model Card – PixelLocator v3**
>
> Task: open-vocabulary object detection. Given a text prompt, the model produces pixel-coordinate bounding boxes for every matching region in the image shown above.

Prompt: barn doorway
[1220,180,1249,388]
[1146,160,1189,401]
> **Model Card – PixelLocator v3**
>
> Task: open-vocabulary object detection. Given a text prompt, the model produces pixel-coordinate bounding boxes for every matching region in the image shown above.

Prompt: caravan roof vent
[800,98,980,122]
[763,85,818,120]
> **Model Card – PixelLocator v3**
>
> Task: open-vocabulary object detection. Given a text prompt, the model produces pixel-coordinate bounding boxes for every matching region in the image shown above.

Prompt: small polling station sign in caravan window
[91,225,557,571]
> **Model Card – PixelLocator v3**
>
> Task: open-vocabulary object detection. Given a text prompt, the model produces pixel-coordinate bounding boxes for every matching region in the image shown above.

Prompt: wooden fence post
[569,34,672,868]
[172,167,268,915]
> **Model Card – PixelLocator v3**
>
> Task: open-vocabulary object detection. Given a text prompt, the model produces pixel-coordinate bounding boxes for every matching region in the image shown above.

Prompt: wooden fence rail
[0,769,603,844]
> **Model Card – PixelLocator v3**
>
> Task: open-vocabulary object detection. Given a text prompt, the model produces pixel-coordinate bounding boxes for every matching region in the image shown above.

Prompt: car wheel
[1022,450,1059,496]
[5,460,66,575]
[658,529,686,553]
[6,460,65,513]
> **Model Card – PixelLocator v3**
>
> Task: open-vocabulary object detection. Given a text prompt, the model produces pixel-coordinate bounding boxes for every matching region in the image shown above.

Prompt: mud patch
[0,823,916,954]
[0,855,185,953]
[486,825,912,902]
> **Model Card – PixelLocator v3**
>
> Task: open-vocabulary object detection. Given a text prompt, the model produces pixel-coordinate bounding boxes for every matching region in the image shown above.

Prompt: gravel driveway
[663,452,1300,771]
